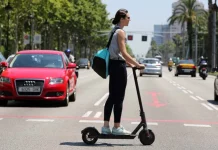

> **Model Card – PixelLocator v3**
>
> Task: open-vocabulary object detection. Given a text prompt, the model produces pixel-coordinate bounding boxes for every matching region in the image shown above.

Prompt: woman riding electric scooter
[82,9,155,146]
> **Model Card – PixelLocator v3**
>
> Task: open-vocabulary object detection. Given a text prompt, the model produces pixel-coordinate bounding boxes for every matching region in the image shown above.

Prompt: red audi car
[0,50,77,106]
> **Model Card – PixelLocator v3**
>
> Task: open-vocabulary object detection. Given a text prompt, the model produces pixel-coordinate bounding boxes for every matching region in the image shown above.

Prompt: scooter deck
[89,134,137,139]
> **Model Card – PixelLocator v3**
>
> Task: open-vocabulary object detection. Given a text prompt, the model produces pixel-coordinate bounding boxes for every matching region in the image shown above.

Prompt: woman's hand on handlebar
[136,64,145,69]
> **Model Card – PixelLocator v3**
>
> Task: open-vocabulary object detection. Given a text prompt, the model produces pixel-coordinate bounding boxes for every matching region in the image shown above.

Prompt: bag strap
[106,26,120,48]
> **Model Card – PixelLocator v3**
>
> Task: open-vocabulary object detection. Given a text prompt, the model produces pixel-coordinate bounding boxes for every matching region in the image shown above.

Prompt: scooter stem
[132,68,146,123]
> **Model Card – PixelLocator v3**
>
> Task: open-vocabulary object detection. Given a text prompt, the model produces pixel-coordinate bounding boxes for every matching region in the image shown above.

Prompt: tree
[126,44,134,56]
[168,0,206,59]
[0,0,111,58]
[172,34,183,57]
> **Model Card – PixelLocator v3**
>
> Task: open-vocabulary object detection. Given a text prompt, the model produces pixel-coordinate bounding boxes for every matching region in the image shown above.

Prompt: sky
[101,0,209,56]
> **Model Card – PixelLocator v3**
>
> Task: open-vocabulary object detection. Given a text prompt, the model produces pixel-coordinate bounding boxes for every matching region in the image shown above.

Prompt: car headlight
[49,78,63,84]
[0,77,11,83]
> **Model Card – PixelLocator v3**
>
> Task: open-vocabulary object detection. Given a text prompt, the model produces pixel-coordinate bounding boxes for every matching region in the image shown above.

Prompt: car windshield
[143,59,159,64]
[9,54,64,68]
[179,60,194,64]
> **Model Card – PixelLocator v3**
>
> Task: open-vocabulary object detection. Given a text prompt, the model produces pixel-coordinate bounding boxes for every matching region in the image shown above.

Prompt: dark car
[76,58,90,69]
[174,59,196,77]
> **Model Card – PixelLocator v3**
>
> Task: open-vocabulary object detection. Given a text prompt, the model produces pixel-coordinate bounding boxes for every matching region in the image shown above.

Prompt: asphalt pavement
[0,67,218,150]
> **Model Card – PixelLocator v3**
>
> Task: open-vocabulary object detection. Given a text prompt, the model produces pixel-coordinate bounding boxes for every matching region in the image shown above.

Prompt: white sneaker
[101,126,112,134]
[112,126,131,135]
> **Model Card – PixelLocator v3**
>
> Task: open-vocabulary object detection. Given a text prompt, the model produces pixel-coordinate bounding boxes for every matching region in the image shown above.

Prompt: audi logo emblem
[23,81,36,86]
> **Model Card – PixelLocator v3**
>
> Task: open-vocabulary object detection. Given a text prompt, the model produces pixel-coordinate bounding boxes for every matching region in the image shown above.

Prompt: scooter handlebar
[132,67,143,70]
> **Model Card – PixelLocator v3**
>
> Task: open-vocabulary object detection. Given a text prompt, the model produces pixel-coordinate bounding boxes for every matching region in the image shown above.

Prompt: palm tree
[168,0,206,59]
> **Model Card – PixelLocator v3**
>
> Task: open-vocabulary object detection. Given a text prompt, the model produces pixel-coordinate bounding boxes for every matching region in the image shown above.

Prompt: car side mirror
[0,61,8,68]
[67,63,76,69]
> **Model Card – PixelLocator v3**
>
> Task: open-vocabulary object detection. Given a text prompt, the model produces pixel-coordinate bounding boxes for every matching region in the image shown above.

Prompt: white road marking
[201,103,213,110]
[0,118,3,120]
[182,90,188,94]
[180,86,186,89]
[94,93,109,106]
[26,119,54,122]
[187,90,193,94]
[173,84,177,86]
[177,87,182,89]
[82,111,93,117]
[196,96,204,101]
[207,103,218,110]
[79,120,104,123]
[184,124,211,127]
[131,122,158,125]
[94,112,102,118]
[190,96,198,101]
[177,84,180,86]
[127,73,132,79]
[79,74,96,79]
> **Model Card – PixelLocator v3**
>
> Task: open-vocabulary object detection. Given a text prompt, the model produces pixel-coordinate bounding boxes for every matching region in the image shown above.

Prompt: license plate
[183,69,191,72]
[203,71,206,73]
[18,86,40,92]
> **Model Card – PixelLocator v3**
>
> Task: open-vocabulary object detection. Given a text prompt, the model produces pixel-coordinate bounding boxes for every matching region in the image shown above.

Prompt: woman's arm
[117,30,141,67]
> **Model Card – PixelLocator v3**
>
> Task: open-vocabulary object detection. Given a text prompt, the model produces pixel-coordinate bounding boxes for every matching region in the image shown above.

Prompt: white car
[139,58,162,77]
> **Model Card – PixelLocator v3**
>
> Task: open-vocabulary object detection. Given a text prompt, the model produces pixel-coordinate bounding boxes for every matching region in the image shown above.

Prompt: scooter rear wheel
[82,128,98,145]
[139,129,155,145]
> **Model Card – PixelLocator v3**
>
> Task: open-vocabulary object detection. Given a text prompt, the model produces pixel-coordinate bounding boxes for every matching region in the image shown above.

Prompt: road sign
[23,34,41,45]
[34,34,41,44]
[127,35,133,41]
[142,35,147,41]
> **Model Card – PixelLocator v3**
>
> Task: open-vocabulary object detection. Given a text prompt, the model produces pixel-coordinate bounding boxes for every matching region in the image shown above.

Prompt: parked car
[214,77,218,101]
[139,58,162,77]
[76,58,90,69]
[174,59,196,77]
[0,50,77,106]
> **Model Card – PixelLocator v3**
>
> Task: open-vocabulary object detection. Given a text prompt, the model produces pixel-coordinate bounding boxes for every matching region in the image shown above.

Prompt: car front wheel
[62,85,69,106]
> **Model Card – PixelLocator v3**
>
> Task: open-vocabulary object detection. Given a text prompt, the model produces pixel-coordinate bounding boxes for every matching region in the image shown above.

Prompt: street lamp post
[212,0,217,71]
[29,14,34,50]
[57,26,60,50]
[5,2,12,58]
[44,20,49,49]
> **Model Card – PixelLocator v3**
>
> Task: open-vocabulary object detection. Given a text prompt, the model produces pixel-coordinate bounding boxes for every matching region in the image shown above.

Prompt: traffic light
[127,35,133,41]
[142,35,147,41]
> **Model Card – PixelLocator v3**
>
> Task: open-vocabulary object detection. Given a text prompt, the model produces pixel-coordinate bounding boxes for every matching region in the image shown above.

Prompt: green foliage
[126,44,133,56]
[0,0,111,58]
[167,0,206,59]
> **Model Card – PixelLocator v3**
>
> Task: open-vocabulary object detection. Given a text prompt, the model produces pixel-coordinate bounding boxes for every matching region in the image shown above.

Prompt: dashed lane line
[94,112,102,118]
[190,96,198,101]
[182,90,188,94]
[207,103,218,110]
[201,103,213,111]
[187,90,193,94]
[196,96,204,101]
[94,93,109,106]
[184,124,211,127]
[131,122,158,126]
[82,111,93,117]
[26,119,54,122]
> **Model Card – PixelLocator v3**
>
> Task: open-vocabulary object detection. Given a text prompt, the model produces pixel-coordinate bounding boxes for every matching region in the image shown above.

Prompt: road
[0,67,218,150]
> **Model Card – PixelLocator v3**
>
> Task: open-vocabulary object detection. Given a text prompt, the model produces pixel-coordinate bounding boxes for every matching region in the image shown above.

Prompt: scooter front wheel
[139,129,155,145]
[82,128,99,145]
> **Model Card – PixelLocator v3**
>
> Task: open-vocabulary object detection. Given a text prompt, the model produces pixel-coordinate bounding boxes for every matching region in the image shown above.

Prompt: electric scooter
[81,67,155,145]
